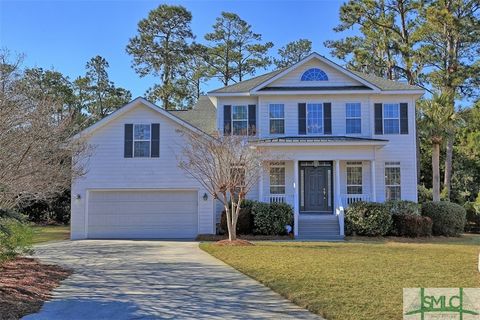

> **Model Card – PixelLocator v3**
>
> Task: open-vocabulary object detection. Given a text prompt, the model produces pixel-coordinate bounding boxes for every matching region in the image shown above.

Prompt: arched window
[301,68,328,81]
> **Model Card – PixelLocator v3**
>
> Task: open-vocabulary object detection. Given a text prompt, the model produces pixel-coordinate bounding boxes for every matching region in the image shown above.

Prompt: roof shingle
[168,96,217,134]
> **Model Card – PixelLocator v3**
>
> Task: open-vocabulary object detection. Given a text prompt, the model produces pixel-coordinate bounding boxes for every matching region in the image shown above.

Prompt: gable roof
[208,68,286,94]
[168,96,217,134]
[348,70,423,91]
[72,97,211,140]
[208,52,423,95]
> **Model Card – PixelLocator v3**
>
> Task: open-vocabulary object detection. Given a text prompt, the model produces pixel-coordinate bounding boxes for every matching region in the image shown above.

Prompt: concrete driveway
[24,240,320,320]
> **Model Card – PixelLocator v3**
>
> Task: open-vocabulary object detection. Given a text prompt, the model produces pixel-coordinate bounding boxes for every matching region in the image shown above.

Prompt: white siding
[370,95,418,202]
[267,59,364,88]
[258,94,371,138]
[71,104,215,239]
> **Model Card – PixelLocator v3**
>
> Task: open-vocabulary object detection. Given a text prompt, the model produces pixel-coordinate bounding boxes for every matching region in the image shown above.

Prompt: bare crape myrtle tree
[179,131,267,241]
[0,50,89,209]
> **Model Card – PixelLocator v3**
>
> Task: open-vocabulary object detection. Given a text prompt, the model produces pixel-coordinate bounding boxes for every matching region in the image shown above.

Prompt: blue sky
[0,0,351,97]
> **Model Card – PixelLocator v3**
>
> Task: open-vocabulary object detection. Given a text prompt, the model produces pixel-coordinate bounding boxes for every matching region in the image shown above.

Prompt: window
[270,162,285,194]
[301,68,328,81]
[383,103,400,134]
[269,104,285,134]
[307,103,323,134]
[346,103,361,134]
[346,161,363,194]
[232,105,248,135]
[385,162,401,200]
[133,124,151,157]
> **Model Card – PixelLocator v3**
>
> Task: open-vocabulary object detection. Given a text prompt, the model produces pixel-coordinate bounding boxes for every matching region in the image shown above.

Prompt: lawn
[200,235,480,320]
[31,225,70,244]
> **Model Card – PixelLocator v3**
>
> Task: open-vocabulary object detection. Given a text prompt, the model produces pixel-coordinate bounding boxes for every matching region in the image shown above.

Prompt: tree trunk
[443,137,453,200]
[432,143,441,202]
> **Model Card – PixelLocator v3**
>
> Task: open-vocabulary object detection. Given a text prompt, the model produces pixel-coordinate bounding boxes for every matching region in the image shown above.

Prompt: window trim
[385,161,401,200]
[269,162,286,195]
[232,105,249,136]
[269,104,285,135]
[306,102,324,135]
[133,123,151,158]
[346,102,362,134]
[346,161,363,195]
[383,103,400,135]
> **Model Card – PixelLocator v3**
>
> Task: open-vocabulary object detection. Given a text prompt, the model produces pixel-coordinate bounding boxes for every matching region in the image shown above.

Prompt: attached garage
[86,190,198,239]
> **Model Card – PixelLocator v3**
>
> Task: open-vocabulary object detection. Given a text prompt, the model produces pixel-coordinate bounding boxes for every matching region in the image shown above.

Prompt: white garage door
[87,190,198,239]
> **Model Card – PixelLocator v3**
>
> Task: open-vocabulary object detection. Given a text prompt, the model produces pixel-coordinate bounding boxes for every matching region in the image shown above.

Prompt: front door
[300,162,333,213]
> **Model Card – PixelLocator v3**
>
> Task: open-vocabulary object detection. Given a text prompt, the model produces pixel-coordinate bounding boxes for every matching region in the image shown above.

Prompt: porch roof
[253,136,389,147]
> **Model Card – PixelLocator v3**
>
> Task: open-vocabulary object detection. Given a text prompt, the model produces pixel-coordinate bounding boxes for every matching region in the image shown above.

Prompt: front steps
[297,214,344,241]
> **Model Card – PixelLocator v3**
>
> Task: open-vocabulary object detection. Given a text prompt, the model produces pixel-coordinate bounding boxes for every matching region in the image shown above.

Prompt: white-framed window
[232,105,248,135]
[383,103,400,134]
[269,162,285,194]
[133,124,151,157]
[307,103,324,134]
[269,104,285,134]
[385,162,401,200]
[346,103,361,134]
[346,161,363,194]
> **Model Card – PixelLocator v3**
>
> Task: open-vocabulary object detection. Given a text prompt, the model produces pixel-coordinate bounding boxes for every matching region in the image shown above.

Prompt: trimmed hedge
[220,200,255,235]
[392,215,432,237]
[385,200,420,216]
[252,202,293,236]
[421,201,466,236]
[345,202,392,236]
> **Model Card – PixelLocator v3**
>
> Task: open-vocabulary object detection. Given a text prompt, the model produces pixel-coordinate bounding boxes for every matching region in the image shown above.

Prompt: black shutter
[223,105,231,135]
[124,124,133,158]
[323,102,332,134]
[248,104,256,136]
[298,103,306,135]
[400,103,408,134]
[374,103,383,135]
[151,123,160,157]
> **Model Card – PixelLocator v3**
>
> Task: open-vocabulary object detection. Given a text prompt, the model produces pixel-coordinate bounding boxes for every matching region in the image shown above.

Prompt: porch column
[259,166,264,203]
[293,160,299,237]
[335,160,344,236]
[370,160,377,202]
[335,160,341,208]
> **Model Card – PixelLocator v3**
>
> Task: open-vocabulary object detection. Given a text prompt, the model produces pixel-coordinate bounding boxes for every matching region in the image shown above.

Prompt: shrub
[253,202,293,235]
[421,201,466,236]
[464,201,480,233]
[219,200,255,235]
[17,190,71,224]
[345,202,392,236]
[0,208,26,222]
[385,200,420,216]
[417,185,432,203]
[0,218,33,262]
[392,215,432,237]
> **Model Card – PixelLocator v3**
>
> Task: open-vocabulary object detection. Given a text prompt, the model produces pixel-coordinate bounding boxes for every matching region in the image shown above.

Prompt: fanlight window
[301,68,328,81]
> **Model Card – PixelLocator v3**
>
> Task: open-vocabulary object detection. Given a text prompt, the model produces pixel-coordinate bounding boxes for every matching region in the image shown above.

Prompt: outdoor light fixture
[76,194,81,200]
[203,193,208,201]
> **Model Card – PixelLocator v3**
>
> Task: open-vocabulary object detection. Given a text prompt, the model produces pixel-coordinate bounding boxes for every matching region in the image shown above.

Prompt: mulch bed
[214,239,254,246]
[196,234,293,241]
[0,257,72,320]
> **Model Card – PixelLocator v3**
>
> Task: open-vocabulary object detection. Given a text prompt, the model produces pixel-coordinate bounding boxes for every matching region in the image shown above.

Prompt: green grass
[31,225,70,244]
[200,235,480,320]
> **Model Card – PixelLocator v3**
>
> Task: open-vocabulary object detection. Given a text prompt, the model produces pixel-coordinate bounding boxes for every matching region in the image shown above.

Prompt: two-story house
[70,53,424,240]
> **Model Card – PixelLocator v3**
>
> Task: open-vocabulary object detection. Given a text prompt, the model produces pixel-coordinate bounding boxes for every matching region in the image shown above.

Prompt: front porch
[258,159,378,239]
